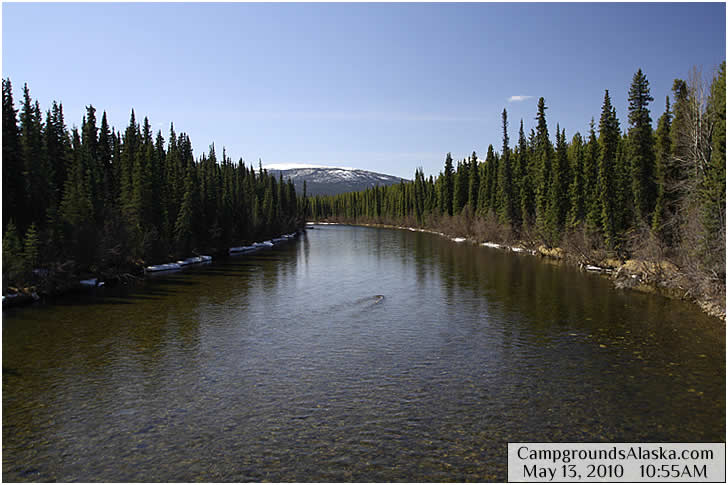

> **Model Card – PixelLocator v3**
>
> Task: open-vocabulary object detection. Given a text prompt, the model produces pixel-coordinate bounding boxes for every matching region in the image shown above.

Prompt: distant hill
[264,165,406,196]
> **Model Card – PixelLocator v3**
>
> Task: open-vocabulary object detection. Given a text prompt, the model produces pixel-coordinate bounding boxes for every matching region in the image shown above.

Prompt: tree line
[308,65,725,295]
[2,80,304,290]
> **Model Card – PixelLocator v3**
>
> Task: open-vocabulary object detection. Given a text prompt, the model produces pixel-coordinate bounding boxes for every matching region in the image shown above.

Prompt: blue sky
[2,2,725,179]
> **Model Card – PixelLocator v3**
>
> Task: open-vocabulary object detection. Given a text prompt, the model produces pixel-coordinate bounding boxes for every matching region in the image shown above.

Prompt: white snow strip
[146,263,182,272]
[510,247,525,252]
[451,237,467,243]
[481,242,501,249]
[263,163,357,171]
[80,278,99,287]
[585,265,604,272]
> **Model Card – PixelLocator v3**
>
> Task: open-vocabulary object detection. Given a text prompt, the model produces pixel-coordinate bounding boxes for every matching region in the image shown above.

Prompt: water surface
[3,225,724,481]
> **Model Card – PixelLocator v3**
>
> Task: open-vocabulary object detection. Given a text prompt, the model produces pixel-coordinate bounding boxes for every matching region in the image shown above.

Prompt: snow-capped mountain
[264,164,406,196]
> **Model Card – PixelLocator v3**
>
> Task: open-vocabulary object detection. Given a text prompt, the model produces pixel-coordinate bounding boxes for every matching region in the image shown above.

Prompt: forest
[2,80,304,294]
[308,65,726,309]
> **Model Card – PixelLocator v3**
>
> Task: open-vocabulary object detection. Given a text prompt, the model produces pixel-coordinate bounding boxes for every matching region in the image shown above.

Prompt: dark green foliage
[627,69,657,224]
[23,223,40,271]
[597,91,621,249]
[567,132,586,227]
[584,119,601,232]
[652,97,674,243]
[498,109,516,226]
[700,62,726,275]
[3,79,24,231]
[453,159,468,214]
[467,151,479,211]
[1,79,302,288]
[441,153,454,215]
[544,126,570,244]
[3,221,25,288]
[478,145,497,216]
[534,97,553,234]
[517,120,535,226]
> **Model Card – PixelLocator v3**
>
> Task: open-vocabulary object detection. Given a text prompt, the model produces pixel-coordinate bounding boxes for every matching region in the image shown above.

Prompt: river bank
[2,230,304,310]
[307,221,726,322]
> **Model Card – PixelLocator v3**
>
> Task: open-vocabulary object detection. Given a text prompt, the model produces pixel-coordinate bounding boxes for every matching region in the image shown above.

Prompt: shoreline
[307,221,726,322]
[2,230,305,310]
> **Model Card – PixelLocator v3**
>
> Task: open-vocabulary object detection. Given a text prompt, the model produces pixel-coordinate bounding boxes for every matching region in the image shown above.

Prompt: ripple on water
[2,225,724,481]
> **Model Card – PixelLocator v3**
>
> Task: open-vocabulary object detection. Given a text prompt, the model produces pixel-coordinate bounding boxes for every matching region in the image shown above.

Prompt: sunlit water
[3,225,724,481]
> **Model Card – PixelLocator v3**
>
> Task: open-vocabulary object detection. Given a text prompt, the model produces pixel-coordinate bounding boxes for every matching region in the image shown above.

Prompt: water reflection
[3,225,724,482]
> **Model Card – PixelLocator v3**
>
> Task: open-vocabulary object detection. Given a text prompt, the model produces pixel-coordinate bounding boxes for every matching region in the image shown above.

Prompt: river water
[2,224,724,481]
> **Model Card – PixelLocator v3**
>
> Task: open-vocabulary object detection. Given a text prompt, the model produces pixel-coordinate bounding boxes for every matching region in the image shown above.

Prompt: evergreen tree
[627,69,657,224]
[60,129,95,265]
[498,108,515,225]
[2,221,25,288]
[584,119,601,232]
[441,153,454,215]
[467,151,479,211]
[699,61,726,274]
[3,79,24,231]
[652,97,674,243]
[544,126,570,243]
[597,90,621,249]
[534,97,553,233]
[174,165,201,256]
[98,111,114,208]
[19,84,51,232]
[23,223,41,272]
[517,120,535,226]
[453,159,468,214]
[567,132,586,227]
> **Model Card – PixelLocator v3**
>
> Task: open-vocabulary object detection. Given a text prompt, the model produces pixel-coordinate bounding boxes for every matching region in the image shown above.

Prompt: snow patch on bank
[481,242,502,249]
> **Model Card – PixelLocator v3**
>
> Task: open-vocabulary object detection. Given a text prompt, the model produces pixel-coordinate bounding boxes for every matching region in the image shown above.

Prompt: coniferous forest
[308,66,726,310]
[2,79,304,294]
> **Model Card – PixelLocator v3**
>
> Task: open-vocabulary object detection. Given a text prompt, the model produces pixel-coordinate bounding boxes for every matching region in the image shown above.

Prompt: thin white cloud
[508,95,534,102]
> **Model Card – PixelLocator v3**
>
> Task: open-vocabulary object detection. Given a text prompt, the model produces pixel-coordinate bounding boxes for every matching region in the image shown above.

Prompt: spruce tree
[441,153,454,216]
[567,132,586,227]
[518,120,535,226]
[2,221,25,288]
[699,61,726,274]
[19,84,50,232]
[3,79,24,231]
[652,97,674,243]
[467,151,479,211]
[498,108,515,225]
[584,119,601,232]
[597,90,621,249]
[544,126,569,244]
[23,223,41,273]
[452,159,468,214]
[627,69,657,224]
[534,97,553,233]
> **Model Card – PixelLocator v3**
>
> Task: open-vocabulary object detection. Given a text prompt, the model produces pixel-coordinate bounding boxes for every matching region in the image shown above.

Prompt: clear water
[3,225,724,481]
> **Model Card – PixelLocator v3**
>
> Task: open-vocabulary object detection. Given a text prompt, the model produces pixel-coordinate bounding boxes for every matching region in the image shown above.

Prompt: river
[2,224,724,481]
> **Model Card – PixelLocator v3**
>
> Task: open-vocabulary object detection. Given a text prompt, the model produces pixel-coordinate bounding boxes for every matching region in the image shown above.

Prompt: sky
[2,2,725,179]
